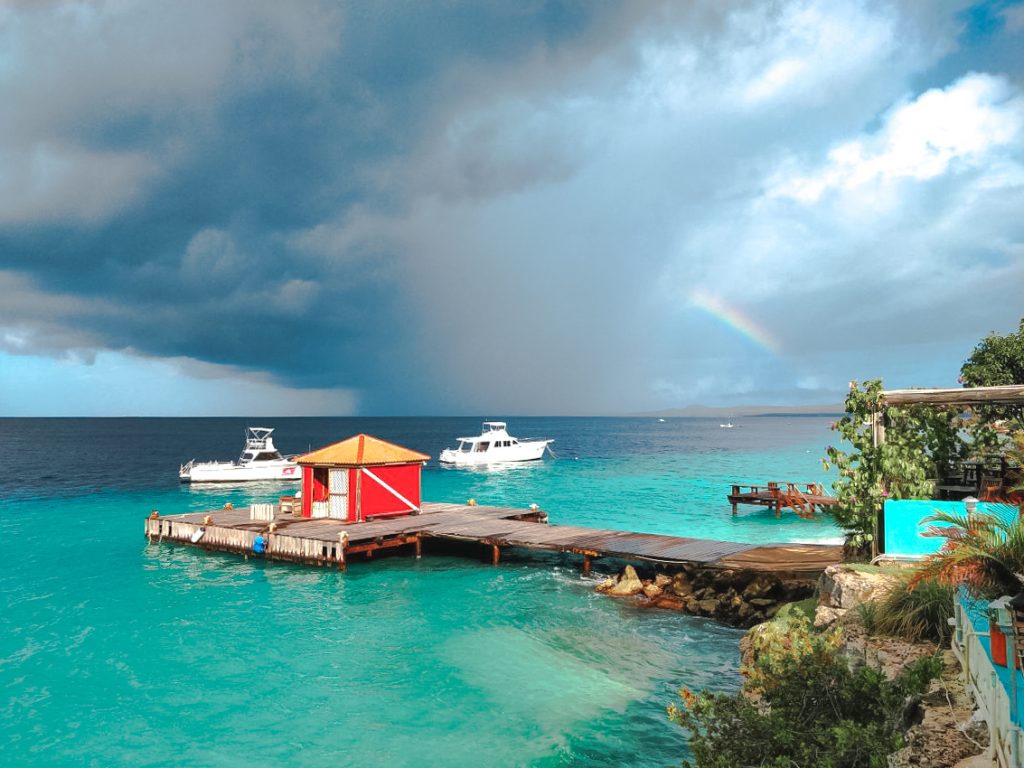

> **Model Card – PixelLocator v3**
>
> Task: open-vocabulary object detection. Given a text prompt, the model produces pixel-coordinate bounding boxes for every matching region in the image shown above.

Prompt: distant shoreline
[640,404,844,418]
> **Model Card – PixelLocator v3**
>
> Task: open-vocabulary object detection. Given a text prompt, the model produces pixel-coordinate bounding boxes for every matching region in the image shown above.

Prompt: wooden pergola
[869,385,1024,558]
[871,385,1024,446]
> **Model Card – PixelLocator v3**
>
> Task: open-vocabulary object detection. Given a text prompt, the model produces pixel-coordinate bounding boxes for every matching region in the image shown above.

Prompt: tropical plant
[913,506,1024,600]
[670,612,942,768]
[961,318,1024,442]
[822,380,961,553]
[867,574,955,644]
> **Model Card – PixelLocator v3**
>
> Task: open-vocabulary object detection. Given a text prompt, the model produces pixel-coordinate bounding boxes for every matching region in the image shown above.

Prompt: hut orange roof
[295,434,430,467]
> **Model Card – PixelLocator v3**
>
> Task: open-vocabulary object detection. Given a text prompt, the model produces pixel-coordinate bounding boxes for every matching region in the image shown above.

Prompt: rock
[608,565,644,596]
[670,572,694,596]
[652,593,686,611]
[699,598,720,614]
[743,574,779,600]
[642,583,663,599]
[818,565,900,610]
[714,569,739,588]
[654,573,672,588]
[748,598,775,607]
[814,605,845,629]
[595,577,616,593]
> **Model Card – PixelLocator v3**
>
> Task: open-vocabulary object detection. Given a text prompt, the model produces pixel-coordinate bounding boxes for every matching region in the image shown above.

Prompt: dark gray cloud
[1,0,1022,414]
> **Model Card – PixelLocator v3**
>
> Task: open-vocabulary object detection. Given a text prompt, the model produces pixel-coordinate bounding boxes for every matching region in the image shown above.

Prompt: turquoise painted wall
[882,499,1019,556]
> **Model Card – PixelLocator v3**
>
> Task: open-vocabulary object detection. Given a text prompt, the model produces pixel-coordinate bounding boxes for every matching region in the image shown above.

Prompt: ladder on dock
[728,481,835,519]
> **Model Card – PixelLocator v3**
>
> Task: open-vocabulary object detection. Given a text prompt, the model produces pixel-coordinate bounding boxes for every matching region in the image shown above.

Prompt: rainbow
[690,289,781,354]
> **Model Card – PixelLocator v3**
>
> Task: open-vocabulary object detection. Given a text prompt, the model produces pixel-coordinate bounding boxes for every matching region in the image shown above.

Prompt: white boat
[179,427,301,483]
[439,422,552,466]
[720,423,735,429]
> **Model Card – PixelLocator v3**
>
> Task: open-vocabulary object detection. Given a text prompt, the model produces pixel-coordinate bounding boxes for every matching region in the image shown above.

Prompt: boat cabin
[295,434,430,522]
[241,427,284,463]
[454,422,521,454]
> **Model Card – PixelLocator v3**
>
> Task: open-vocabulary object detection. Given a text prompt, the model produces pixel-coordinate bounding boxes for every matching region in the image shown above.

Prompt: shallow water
[1,416,839,766]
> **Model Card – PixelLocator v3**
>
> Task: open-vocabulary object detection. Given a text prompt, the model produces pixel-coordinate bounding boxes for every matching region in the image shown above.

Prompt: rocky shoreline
[599,562,990,766]
[595,563,818,628]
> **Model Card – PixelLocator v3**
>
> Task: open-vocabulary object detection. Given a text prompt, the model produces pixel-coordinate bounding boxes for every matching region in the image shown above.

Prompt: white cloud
[769,74,1024,203]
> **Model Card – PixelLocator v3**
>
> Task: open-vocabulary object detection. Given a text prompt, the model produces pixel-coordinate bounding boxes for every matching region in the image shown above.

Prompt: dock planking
[145,501,842,574]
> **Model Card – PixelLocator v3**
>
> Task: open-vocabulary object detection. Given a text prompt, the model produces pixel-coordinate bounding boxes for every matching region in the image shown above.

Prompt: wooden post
[491,544,500,565]
[731,502,738,516]
[582,555,592,576]
[355,469,362,523]
[415,536,422,559]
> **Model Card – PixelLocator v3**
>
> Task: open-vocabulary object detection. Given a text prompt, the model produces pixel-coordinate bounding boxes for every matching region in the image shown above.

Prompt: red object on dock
[991,620,1008,667]
[296,434,430,523]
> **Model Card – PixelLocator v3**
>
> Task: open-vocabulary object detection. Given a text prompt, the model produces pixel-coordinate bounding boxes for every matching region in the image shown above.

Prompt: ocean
[1,416,840,766]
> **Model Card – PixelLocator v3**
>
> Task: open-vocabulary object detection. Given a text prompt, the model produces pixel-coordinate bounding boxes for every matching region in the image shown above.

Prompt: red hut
[296,434,430,522]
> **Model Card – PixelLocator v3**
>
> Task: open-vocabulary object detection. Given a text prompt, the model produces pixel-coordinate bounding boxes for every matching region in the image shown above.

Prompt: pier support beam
[582,555,592,576]
[491,544,500,566]
[415,536,422,559]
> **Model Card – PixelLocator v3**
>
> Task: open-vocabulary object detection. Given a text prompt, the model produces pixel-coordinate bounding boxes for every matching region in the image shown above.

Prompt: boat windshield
[254,451,282,461]
[458,441,472,452]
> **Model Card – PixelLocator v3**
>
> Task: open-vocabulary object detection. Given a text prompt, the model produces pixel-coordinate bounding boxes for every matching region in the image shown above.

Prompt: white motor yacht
[179,427,300,483]
[439,422,552,466]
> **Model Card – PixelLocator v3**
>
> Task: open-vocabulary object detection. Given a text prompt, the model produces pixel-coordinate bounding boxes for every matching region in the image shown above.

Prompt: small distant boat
[439,422,552,466]
[657,418,666,422]
[720,423,735,429]
[179,427,300,483]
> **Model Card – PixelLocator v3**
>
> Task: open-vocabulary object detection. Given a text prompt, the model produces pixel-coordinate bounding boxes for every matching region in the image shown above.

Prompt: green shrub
[871,575,955,644]
[671,613,941,768]
[857,599,880,636]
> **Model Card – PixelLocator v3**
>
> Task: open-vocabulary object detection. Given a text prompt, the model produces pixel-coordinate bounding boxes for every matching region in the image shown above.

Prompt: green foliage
[822,380,961,550]
[867,574,955,644]
[914,507,1024,600]
[670,614,941,768]
[742,612,842,692]
[961,318,1024,437]
[961,318,1024,388]
[856,599,880,636]
[777,597,819,622]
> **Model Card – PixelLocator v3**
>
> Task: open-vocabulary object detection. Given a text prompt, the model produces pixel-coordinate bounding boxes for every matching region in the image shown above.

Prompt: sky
[0,0,1022,416]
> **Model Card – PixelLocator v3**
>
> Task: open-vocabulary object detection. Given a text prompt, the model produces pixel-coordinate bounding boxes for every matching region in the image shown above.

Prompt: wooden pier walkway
[145,501,842,575]
[728,481,836,519]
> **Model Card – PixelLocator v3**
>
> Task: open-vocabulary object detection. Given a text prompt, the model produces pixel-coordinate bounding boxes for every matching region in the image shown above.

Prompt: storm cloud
[1,1,1022,414]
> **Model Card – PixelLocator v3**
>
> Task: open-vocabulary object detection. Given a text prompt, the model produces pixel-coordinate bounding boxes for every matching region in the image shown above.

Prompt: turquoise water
[1,417,840,766]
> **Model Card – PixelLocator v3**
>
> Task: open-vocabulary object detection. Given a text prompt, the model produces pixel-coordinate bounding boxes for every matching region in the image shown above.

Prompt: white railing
[953,599,1024,767]
[249,503,275,521]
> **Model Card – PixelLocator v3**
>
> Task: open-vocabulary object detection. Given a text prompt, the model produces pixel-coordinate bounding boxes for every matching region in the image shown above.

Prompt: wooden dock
[145,501,841,575]
[728,481,836,519]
